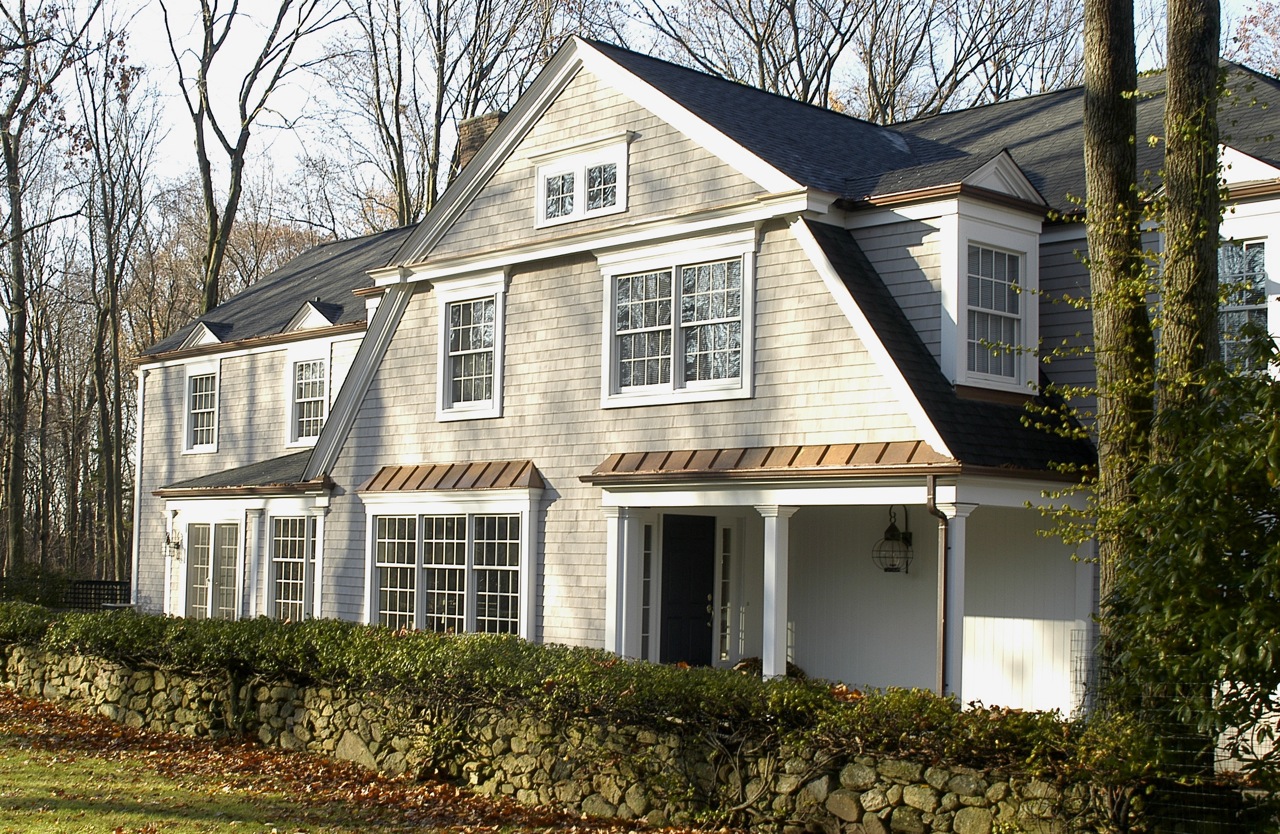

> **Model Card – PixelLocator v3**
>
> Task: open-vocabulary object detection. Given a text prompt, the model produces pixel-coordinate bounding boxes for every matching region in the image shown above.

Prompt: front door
[660,514,716,666]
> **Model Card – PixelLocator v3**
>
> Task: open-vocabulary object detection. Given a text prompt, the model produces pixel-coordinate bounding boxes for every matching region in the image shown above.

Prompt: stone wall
[1,645,1096,832]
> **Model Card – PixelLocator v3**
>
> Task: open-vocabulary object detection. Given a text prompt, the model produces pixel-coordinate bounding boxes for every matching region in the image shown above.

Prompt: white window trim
[533,133,632,228]
[434,271,508,421]
[361,489,541,640]
[963,241,1025,386]
[284,347,329,447]
[598,229,757,408]
[946,206,1040,392]
[178,516,242,621]
[183,359,220,454]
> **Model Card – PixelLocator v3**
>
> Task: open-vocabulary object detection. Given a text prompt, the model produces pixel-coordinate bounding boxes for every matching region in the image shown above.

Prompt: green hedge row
[0,602,1149,781]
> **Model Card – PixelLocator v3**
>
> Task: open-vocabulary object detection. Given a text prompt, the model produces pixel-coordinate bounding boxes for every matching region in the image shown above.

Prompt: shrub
[0,605,1123,778]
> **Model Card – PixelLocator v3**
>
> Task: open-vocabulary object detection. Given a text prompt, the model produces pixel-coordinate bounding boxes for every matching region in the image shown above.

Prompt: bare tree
[851,0,1085,122]
[72,16,161,581]
[0,0,102,579]
[160,0,343,314]
[639,0,869,106]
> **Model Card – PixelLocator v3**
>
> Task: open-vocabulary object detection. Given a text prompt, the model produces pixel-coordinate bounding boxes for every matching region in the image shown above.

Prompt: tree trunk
[2,129,28,578]
[1082,0,1153,622]
[1157,0,1221,460]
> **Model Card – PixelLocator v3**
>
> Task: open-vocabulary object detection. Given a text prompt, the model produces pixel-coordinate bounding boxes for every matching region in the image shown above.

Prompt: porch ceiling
[581,441,960,485]
[359,459,545,493]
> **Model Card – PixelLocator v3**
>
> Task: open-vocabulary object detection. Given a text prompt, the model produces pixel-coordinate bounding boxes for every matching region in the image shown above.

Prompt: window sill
[438,403,502,422]
[601,383,751,410]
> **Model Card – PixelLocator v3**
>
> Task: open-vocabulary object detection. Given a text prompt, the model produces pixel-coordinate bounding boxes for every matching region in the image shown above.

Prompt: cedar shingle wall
[325,222,924,647]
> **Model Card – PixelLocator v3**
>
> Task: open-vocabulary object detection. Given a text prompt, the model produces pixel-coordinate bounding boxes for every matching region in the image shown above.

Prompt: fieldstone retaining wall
[2,645,1098,832]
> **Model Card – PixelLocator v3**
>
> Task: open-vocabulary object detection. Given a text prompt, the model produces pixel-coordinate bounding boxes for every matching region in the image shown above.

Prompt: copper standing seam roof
[581,441,960,486]
[359,460,545,493]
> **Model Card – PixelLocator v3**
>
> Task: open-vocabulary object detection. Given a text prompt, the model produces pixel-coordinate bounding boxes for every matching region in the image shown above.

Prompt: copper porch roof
[359,460,545,492]
[581,441,959,485]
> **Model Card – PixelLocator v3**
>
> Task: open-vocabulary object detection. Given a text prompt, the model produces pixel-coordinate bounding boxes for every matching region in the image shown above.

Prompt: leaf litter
[0,687,737,833]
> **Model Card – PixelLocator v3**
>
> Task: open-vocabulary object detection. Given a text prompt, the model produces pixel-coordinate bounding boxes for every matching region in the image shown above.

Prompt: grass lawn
[0,686,650,834]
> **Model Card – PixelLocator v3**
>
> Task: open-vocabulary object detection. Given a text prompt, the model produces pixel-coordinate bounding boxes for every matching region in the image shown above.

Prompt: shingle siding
[324,221,921,646]
[853,220,945,363]
[427,69,765,261]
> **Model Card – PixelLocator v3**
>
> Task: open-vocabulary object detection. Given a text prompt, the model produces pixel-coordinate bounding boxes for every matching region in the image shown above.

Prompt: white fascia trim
[575,40,799,194]
[841,198,958,230]
[789,219,952,457]
[138,329,362,373]
[394,44,586,266]
[434,270,509,422]
[304,283,415,481]
[182,322,223,349]
[386,191,819,287]
[964,151,1047,206]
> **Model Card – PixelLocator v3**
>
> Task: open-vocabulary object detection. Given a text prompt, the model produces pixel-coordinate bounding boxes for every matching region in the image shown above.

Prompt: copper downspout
[927,474,950,697]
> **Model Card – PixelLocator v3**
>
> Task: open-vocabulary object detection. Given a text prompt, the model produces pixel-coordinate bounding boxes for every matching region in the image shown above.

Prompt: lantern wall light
[871,506,913,574]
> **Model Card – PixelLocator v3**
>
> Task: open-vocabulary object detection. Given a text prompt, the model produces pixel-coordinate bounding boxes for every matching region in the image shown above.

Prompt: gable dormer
[181,321,229,350]
[963,151,1046,205]
[284,300,341,333]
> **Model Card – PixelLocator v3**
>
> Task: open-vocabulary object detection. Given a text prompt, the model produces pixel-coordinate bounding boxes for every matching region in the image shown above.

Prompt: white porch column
[245,509,265,618]
[939,502,977,699]
[756,505,799,679]
[603,507,643,657]
[308,506,326,619]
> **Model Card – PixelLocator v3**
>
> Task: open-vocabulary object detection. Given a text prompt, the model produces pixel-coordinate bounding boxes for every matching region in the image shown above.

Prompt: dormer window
[966,244,1022,379]
[532,133,631,227]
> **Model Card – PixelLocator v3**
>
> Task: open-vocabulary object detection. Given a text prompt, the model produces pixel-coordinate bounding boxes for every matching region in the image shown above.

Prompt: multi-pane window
[372,513,521,634]
[375,516,418,631]
[966,244,1022,379]
[586,163,617,211]
[188,373,217,449]
[447,298,495,405]
[271,517,309,622]
[535,142,627,226]
[717,527,733,664]
[186,522,238,620]
[292,360,326,441]
[544,172,574,219]
[614,257,743,392]
[1219,240,1268,369]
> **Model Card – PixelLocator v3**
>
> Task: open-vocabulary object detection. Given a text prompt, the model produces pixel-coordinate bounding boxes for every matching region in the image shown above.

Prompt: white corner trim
[788,219,952,457]
[304,283,415,481]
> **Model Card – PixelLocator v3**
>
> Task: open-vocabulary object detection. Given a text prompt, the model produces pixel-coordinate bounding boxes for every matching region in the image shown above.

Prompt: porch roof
[154,451,329,497]
[358,459,545,493]
[582,442,960,486]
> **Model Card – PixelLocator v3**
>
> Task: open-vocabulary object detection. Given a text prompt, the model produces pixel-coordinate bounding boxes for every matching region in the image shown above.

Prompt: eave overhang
[139,321,365,365]
[154,476,334,499]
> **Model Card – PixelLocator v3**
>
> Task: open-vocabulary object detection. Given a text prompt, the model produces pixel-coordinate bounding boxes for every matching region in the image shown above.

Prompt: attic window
[533,134,631,228]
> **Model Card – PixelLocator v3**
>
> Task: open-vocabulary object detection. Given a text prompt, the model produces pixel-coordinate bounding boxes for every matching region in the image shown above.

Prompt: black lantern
[871,507,913,573]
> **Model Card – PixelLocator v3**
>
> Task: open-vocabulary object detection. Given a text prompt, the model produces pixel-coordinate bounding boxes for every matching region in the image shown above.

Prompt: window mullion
[465,514,477,633]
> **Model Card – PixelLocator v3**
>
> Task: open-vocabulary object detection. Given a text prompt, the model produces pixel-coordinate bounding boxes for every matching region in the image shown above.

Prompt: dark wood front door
[660,514,715,666]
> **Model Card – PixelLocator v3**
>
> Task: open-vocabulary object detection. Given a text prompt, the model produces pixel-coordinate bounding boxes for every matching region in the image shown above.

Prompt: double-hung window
[601,232,755,407]
[1218,239,1268,370]
[966,244,1022,380]
[270,516,314,622]
[371,512,524,635]
[290,358,327,443]
[437,272,506,420]
[184,362,219,452]
[533,134,630,227]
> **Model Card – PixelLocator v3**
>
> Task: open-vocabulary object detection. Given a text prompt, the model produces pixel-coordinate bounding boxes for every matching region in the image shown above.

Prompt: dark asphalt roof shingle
[804,219,1095,472]
[158,451,313,492]
[142,225,416,357]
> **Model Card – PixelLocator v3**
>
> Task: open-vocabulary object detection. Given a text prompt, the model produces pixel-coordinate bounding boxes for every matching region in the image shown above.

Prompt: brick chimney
[456,111,506,171]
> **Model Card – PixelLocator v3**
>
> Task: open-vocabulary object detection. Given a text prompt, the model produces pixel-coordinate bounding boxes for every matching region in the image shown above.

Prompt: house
[130,40,1280,716]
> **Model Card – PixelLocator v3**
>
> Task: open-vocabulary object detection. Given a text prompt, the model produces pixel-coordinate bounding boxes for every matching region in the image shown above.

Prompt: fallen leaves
[0,687,734,833]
